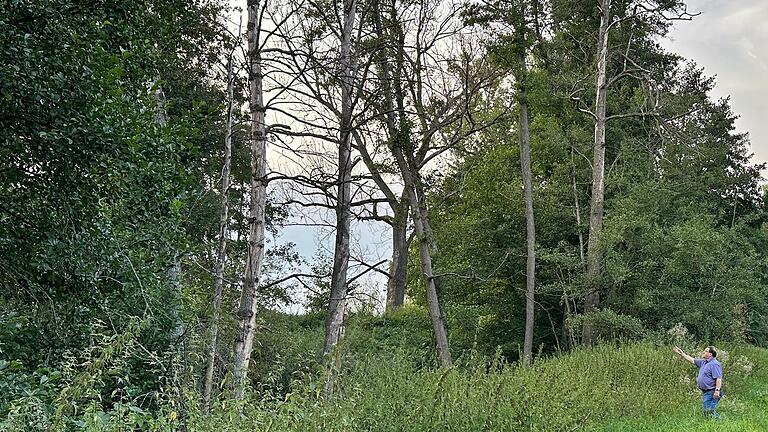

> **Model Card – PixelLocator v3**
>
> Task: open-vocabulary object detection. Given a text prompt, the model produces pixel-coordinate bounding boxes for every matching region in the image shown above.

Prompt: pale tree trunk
[154,79,167,126]
[518,83,536,366]
[232,0,268,399]
[385,195,409,311]
[409,183,451,367]
[168,257,183,339]
[583,0,611,345]
[203,49,236,413]
[323,0,356,399]
[395,150,451,366]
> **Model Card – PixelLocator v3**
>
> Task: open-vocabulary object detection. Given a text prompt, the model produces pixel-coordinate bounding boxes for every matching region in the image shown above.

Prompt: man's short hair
[707,346,717,357]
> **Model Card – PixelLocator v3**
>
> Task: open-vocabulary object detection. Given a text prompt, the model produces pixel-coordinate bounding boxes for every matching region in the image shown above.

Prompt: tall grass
[3,317,765,431]
[190,343,766,431]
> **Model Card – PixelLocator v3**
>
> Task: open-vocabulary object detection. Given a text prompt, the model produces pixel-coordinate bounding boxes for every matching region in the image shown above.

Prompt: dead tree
[232,0,269,399]
[564,0,694,344]
[322,0,358,400]
[367,0,505,367]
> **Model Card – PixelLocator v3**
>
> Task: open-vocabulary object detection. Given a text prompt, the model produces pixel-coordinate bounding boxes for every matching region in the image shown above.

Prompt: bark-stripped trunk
[232,0,267,399]
[385,194,409,311]
[203,53,235,413]
[583,0,611,345]
[323,0,356,399]
[518,72,536,366]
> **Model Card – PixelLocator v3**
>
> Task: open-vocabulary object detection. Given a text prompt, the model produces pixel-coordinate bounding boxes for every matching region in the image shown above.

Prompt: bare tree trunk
[386,195,409,311]
[323,0,356,400]
[409,185,451,367]
[232,0,268,399]
[571,148,586,270]
[394,155,451,366]
[583,0,611,346]
[203,46,236,413]
[369,1,411,314]
[518,84,536,366]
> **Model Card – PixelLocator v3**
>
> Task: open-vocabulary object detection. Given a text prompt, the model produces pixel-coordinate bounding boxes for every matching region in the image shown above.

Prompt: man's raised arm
[673,346,696,365]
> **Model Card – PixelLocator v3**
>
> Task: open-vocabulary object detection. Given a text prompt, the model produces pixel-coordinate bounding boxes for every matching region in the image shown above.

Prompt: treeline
[1,0,766,428]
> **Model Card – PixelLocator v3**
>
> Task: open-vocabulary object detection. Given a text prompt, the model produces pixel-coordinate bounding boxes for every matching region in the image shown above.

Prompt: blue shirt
[694,358,723,391]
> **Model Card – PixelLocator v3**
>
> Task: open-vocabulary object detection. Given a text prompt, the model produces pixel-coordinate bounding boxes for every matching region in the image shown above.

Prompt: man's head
[703,346,717,359]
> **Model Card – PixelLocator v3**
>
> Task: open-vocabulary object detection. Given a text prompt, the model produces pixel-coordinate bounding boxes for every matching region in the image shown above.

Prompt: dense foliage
[1,0,229,421]
[2,0,767,429]
[421,0,768,358]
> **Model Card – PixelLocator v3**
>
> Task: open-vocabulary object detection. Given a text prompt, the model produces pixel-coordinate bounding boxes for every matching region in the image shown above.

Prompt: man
[673,346,724,418]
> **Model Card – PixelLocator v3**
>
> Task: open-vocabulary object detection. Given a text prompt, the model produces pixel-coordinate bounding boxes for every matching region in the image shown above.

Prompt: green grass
[4,336,767,431]
[590,345,768,431]
[188,343,768,431]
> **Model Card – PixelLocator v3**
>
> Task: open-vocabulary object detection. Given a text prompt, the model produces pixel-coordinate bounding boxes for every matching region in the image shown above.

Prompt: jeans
[702,389,723,418]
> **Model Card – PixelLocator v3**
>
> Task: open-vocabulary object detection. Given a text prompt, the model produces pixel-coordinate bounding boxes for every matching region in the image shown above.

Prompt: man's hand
[713,389,721,400]
[673,346,695,364]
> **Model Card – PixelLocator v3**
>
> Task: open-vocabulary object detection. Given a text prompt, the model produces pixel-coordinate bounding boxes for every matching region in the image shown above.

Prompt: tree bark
[583,0,611,345]
[394,150,451,366]
[385,194,409,311]
[518,79,536,366]
[369,1,411,313]
[232,0,267,399]
[203,49,235,413]
[154,78,186,342]
[409,183,451,367]
[323,0,356,399]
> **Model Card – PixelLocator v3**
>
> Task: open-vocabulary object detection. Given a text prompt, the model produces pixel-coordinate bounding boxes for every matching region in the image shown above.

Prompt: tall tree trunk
[395,151,451,366]
[232,0,267,399]
[203,50,235,413]
[371,0,410,313]
[371,0,449,365]
[583,0,611,345]
[518,74,536,366]
[385,194,409,311]
[408,183,451,367]
[323,0,356,399]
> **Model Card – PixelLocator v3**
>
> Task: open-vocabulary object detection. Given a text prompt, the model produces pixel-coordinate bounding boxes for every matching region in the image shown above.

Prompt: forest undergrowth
[3,312,766,431]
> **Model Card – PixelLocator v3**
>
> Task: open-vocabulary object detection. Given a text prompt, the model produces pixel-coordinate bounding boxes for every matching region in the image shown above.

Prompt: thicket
[3,0,768,429]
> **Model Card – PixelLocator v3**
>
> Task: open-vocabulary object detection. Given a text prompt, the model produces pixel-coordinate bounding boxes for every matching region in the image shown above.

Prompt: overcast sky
[663,0,768,176]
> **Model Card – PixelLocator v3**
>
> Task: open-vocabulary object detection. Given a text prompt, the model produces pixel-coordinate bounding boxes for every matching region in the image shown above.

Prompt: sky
[662,0,768,175]
[266,0,768,310]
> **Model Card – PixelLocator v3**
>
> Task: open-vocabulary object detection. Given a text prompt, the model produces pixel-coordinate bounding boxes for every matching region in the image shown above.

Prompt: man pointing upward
[674,346,724,418]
